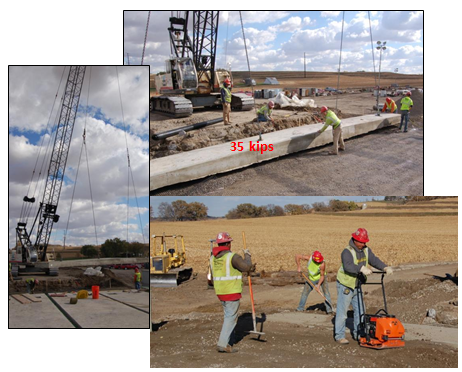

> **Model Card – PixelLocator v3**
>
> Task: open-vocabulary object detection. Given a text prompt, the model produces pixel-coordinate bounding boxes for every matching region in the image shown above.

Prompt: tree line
[154,200,208,221]
[80,238,148,258]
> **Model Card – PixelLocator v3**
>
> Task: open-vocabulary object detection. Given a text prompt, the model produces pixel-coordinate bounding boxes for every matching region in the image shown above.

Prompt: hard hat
[352,228,369,243]
[268,100,275,108]
[135,267,139,272]
[320,106,328,113]
[386,97,392,103]
[312,251,324,263]
[406,91,412,96]
[224,78,231,86]
[216,232,233,244]
[34,279,39,285]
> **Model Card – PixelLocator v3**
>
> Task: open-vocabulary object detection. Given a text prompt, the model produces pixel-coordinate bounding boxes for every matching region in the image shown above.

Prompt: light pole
[376,41,386,116]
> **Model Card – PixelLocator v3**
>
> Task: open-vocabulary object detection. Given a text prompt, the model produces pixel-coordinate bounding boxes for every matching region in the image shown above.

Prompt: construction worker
[221,78,232,125]
[257,100,275,123]
[295,251,333,314]
[210,232,254,353]
[382,97,397,113]
[399,91,413,132]
[317,106,345,155]
[25,278,38,294]
[134,267,142,290]
[334,228,393,344]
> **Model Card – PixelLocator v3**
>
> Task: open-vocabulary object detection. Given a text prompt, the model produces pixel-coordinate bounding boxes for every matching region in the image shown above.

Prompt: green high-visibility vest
[210,252,243,295]
[320,110,341,132]
[337,246,369,290]
[222,85,232,103]
[135,272,142,282]
[400,96,413,111]
[307,256,326,282]
[257,105,272,116]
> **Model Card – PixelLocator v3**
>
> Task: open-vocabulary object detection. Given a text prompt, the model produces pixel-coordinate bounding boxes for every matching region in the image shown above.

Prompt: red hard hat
[320,106,328,113]
[216,232,233,244]
[406,91,412,96]
[352,228,369,243]
[224,78,231,86]
[312,251,324,263]
[386,97,391,103]
[135,267,139,272]
[268,100,275,108]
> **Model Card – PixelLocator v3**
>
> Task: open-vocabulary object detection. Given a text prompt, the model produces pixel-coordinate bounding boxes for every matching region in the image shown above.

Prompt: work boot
[336,338,349,344]
[217,345,238,353]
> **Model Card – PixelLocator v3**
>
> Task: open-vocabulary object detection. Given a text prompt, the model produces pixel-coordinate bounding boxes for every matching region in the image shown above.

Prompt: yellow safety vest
[222,85,232,103]
[135,272,142,282]
[307,256,326,282]
[400,96,413,111]
[337,247,369,290]
[210,252,243,295]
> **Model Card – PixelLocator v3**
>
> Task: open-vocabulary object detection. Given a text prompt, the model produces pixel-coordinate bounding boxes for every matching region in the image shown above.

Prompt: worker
[317,106,345,155]
[134,267,142,290]
[25,278,38,294]
[221,78,232,125]
[257,100,275,123]
[295,251,333,314]
[399,91,413,132]
[382,97,397,113]
[210,232,255,353]
[334,228,393,344]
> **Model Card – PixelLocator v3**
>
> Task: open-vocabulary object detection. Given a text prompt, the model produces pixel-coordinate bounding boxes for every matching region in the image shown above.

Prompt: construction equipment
[150,11,254,117]
[150,233,193,287]
[242,232,265,338]
[300,272,334,311]
[10,66,87,277]
[357,271,405,349]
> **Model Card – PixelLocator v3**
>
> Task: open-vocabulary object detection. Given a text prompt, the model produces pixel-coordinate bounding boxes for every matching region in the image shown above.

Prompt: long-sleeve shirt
[319,110,341,133]
[341,238,387,277]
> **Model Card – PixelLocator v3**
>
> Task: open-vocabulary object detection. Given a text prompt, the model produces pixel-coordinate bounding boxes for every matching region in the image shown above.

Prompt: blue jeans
[399,110,409,131]
[296,279,333,313]
[135,281,141,290]
[334,281,365,340]
[217,299,240,348]
[257,114,269,122]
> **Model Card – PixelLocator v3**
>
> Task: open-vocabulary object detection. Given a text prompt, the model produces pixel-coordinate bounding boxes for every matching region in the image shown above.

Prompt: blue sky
[8,66,149,247]
[150,196,384,217]
[124,11,423,74]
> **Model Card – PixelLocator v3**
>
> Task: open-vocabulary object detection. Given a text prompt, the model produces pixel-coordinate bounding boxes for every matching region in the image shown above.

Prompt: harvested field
[150,198,457,274]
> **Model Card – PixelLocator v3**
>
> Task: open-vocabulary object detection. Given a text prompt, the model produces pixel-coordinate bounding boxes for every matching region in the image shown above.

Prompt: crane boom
[16,66,86,265]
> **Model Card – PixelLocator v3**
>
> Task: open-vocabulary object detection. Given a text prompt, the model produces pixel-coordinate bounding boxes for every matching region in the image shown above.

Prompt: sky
[150,196,384,218]
[8,66,150,248]
[124,11,423,74]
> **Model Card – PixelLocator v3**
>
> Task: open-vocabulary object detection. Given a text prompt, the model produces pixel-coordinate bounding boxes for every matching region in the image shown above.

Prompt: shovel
[300,272,334,311]
[242,232,265,337]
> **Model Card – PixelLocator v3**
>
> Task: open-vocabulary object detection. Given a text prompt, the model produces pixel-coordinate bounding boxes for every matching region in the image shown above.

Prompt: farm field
[150,198,458,274]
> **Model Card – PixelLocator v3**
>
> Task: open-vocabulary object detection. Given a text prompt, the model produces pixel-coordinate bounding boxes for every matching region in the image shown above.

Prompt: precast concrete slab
[150,113,400,190]
[53,290,149,328]
[100,290,150,312]
[9,294,74,328]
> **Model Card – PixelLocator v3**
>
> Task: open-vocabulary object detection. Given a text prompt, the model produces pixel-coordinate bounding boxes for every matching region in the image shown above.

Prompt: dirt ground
[150,90,423,195]
[150,263,457,368]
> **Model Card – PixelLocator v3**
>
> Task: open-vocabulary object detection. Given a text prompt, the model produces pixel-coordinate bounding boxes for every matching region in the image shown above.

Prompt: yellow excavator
[150,233,192,287]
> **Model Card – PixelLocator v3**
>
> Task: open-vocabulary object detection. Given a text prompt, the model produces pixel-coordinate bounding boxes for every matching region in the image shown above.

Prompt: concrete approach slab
[150,113,400,191]
[9,290,149,329]
[9,294,74,328]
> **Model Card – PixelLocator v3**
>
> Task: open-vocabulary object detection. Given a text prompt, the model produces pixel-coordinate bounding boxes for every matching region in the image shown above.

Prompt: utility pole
[375,41,386,116]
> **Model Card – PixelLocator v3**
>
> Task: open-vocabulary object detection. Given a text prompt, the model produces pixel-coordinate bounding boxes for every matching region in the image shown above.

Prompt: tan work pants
[223,102,231,124]
[332,125,345,154]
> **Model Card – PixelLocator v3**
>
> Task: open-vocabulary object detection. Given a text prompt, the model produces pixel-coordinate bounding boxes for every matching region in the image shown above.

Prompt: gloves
[243,249,251,257]
[384,267,393,276]
[360,265,372,276]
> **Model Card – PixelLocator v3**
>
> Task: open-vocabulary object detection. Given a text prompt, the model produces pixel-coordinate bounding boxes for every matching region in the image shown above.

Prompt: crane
[150,11,254,117]
[11,66,86,277]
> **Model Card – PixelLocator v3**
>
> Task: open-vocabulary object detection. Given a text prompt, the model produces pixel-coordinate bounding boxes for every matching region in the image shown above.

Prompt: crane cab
[155,57,198,94]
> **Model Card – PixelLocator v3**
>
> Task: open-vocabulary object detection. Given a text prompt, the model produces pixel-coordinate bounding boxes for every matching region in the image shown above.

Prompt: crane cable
[63,66,99,249]
[141,11,151,65]
[368,11,377,87]
[335,11,345,110]
[239,12,258,119]
[115,66,146,244]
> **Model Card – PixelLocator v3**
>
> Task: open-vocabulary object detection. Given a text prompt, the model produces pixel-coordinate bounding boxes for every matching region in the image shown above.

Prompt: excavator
[10,66,87,277]
[150,233,193,287]
[150,11,254,117]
